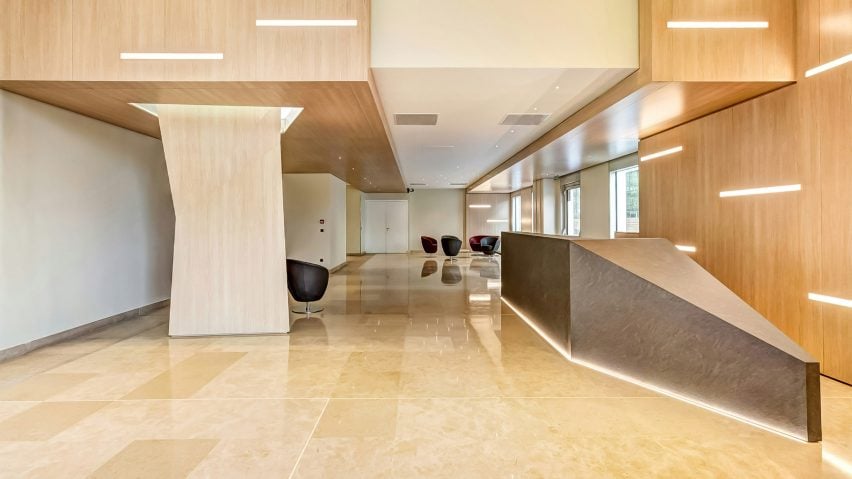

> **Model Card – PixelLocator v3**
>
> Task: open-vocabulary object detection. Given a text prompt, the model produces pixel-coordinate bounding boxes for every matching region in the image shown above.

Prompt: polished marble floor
[0,253,851,478]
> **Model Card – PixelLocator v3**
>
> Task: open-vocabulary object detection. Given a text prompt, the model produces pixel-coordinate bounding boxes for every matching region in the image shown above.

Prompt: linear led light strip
[120,52,223,60]
[469,204,492,209]
[640,146,682,162]
[256,19,357,27]
[486,219,509,223]
[469,294,492,302]
[501,297,808,442]
[805,53,852,78]
[667,21,768,29]
[808,293,852,309]
[675,245,697,253]
[719,184,801,198]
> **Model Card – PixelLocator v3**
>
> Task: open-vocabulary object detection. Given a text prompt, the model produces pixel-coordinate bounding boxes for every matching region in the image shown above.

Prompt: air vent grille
[394,113,439,126]
[409,183,427,186]
[500,113,550,126]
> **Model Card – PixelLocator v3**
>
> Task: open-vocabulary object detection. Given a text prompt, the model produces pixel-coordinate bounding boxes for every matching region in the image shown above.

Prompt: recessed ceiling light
[120,52,223,60]
[555,86,560,90]
[805,53,852,78]
[510,129,515,133]
[256,19,357,27]
[495,145,500,148]
[666,21,768,29]
[719,184,801,198]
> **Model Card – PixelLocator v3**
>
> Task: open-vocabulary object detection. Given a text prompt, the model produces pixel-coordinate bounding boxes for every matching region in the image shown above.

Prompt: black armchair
[286,259,329,315]
[480,236,500,256]
[440,235,462,258]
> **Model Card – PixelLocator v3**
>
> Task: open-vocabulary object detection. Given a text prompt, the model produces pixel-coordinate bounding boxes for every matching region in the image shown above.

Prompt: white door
[384,201,409,253]
[364,200,409,253]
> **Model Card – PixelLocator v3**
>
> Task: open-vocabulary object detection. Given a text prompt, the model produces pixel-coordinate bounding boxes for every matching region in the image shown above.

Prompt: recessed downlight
[120,52,223,60]
[667,21,768,29]
[256,19,357,27]
[719,184,801,198]
[640,146,683,162]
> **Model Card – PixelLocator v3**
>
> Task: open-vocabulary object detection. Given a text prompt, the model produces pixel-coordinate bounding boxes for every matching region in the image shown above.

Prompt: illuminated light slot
[256,19,357,27]
[486,219,509,223]
[500,297,808,443]
[675,245,697,253]
[120,52,223,60]
[468,204,492,209]
[667,21,768,29]
[129,103,158,117]
[487,279,502,290]
[805,53,852,78]
[280,107,303,134]
[823,449,852,476]
[808,293,852,309]
[469,294,492,302]
[719,184,801,198]
[640,146,683,162]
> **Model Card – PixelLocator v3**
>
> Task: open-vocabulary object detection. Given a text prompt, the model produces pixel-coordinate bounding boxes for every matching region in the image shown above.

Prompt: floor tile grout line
[288,397,330,479]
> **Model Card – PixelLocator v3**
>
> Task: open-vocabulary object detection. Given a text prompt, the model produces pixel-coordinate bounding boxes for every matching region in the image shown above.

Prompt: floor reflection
[0,253,850,477]
[420,259,438,277]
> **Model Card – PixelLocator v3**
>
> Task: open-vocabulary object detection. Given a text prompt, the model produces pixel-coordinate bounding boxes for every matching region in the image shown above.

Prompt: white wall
[0,91,175,351]
[372,0,638,68]
[283,174,346,269]
[578,163,611,239]
[408,189,464,251]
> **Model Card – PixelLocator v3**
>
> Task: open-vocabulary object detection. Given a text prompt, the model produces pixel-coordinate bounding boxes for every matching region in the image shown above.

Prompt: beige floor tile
[0,373,95,401]
[89,439,218,479]
[0,254,849,477]
[122,352,246,399]
[314,399,398,438]
[0,401,109,441]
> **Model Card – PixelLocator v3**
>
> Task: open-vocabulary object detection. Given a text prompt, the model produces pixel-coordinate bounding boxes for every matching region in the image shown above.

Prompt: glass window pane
[564,186,581,236]
[614,166,639,233]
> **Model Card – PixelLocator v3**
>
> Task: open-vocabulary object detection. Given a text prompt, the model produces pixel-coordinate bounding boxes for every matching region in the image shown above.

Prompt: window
[511,195,522,231]
[612,165,639,233]
[562,185,581,236]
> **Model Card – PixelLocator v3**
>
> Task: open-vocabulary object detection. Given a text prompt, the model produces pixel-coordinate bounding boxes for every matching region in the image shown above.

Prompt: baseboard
[329,262,348,274]
[0,299,170,363]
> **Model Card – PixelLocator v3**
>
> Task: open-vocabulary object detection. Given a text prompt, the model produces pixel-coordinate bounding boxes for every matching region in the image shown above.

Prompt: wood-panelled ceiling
[0,80,406,193]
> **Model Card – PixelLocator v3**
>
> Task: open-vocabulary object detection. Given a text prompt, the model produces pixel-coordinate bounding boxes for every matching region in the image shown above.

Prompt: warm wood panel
[653,0,795,81]
[71,0,166,81]
[819,0,852,62]
[817,60,852,382]
[1,0,72,80]
[465,193,510,241]
[255,0,370,81]
[0,81,405,192]
[640,0,852,384]
[159,105,289,336]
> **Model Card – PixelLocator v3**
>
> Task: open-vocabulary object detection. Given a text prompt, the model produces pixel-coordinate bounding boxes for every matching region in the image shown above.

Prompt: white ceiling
[372,67,634,189]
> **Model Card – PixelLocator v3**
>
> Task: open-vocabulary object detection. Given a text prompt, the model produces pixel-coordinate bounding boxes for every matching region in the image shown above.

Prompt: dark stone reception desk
[500,232,821,442]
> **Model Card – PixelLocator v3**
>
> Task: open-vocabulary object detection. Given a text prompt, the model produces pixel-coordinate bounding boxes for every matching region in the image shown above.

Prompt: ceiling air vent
[450,182,467,186]
[409,183,427,186]
[394,113,439,126]
[500,113,550,126]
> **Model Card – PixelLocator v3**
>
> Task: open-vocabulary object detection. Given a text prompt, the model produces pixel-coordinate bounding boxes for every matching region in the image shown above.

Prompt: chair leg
[292,302,324,315]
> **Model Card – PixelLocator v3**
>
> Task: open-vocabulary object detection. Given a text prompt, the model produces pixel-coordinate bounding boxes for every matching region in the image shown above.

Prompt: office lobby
[1,0,851,477]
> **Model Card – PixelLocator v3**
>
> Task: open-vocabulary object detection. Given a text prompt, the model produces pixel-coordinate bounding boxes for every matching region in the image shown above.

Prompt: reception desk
[500,232,821,442]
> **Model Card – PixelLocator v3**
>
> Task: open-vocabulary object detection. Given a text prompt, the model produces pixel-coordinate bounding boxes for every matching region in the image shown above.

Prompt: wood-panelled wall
[159,105,289,336]
[465,194,510,243]
[640,0,852,383]
[0,0,370,81]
